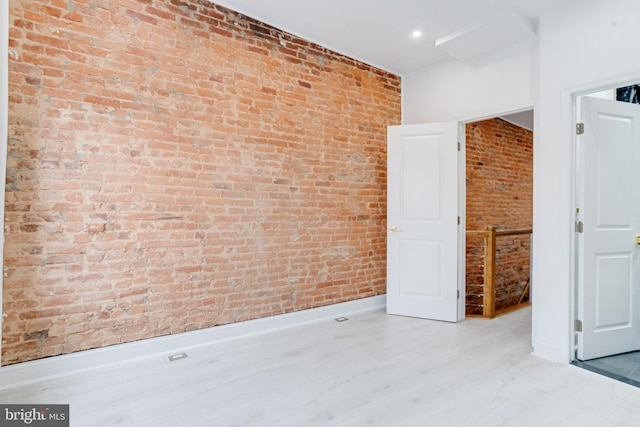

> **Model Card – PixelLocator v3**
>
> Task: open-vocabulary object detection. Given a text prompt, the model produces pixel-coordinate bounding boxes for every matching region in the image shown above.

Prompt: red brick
[4,0,399,365]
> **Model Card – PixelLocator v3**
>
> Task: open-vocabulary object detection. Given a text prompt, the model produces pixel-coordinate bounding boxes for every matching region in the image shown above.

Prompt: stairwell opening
[465,115,533,317]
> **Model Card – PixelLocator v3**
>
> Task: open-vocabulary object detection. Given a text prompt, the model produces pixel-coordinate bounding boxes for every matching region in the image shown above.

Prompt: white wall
[534,0,640,363]
[402,37,537,124]
[403,0,640,365]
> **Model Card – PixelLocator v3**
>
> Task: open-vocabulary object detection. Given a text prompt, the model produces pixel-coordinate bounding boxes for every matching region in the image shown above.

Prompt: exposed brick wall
[3,0,401,365]
[465,119,533,315]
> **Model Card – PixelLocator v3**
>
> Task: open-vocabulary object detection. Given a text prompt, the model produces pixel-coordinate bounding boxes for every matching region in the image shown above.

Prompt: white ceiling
[212,0,578,75]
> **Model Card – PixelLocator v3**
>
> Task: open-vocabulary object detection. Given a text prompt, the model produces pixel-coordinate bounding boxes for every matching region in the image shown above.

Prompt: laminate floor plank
[3,306,640,426]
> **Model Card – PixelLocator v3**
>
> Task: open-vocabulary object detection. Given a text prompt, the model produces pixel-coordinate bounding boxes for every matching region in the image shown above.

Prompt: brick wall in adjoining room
[465,118,533,315]
[3,0,401,365]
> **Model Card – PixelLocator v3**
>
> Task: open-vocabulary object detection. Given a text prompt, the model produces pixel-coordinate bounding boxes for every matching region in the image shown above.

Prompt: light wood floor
[3,306,640,426]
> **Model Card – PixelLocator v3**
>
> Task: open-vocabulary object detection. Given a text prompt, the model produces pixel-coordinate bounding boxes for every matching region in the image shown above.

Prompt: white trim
[0,295,386,390]
[531,339,560,362]
[571,89,582,363]
[457,122,467,321]
[0,0,10,365]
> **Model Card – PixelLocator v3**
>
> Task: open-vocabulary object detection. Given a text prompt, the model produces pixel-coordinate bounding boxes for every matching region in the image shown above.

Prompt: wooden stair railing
[466,227,533,318]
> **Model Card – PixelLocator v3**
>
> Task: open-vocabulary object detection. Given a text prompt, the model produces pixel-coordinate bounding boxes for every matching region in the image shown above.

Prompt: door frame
[457,123,466,321]
[570,78,640,362]
[457,107,534,322]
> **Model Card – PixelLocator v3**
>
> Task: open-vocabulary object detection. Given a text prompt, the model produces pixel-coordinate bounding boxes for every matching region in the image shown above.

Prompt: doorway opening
[464,113,534,318]
[572,83,640,386]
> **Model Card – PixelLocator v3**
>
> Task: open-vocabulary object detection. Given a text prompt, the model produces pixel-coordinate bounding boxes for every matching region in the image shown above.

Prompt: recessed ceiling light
[412,30,422,38]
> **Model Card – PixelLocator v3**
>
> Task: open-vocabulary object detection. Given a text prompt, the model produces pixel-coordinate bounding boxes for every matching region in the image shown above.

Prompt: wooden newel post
[483,226,497,318]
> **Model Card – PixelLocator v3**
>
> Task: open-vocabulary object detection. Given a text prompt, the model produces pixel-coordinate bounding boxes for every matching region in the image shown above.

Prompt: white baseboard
[0,295,386,390]
[532,338,566,364]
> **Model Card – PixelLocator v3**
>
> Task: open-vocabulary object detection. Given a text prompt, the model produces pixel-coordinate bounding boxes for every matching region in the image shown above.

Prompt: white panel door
[387,122,459,322]
[577,97,640,360]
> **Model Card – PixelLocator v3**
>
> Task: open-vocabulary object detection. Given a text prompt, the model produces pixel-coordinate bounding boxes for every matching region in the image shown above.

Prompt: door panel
[399,240,441,296]
[595,255,631,329]
[401,137,442,220]
[387,123,459,322]
[577,97,640,360]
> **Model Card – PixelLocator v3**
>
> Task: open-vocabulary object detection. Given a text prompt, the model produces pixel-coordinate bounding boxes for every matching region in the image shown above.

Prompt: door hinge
[575,221,584,233]
[575,319,583,332]
[457,142,461,151]
[457,290,460,300]
[457,216,460,225]
[576,123,584,135]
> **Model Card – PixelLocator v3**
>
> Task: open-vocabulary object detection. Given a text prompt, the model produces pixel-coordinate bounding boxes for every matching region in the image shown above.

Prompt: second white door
[577,96,640,360]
